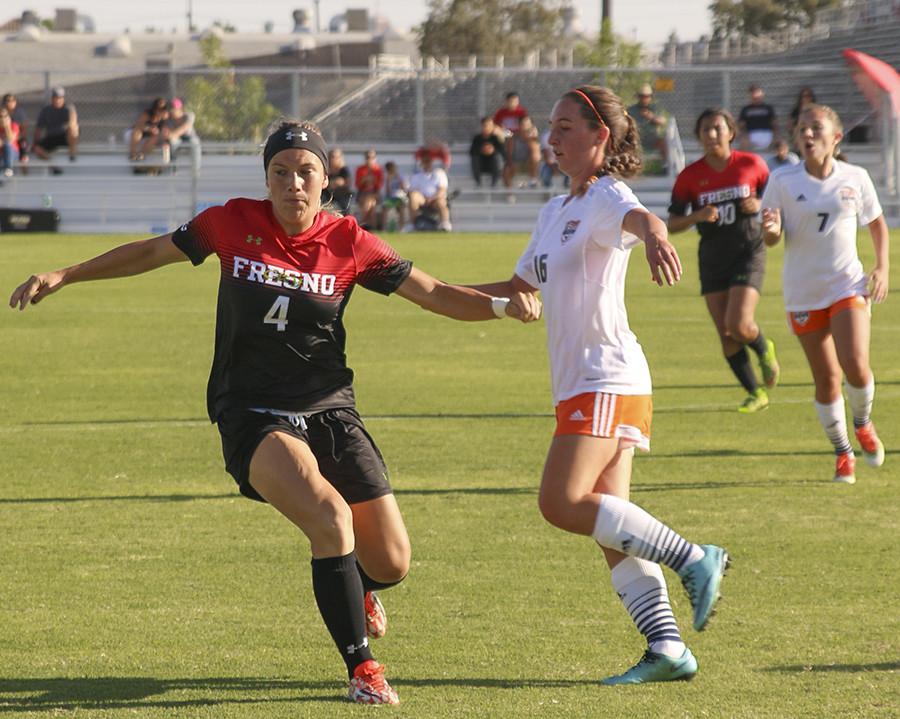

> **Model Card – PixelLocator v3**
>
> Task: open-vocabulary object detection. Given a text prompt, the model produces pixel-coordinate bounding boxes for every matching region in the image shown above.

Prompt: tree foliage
[574,20,649,101]
[416,0,564,61]
[709,0,840,38]
[184,35,278,142]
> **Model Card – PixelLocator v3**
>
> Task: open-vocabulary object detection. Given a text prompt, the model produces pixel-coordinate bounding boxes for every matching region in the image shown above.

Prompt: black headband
[263,126,329,174]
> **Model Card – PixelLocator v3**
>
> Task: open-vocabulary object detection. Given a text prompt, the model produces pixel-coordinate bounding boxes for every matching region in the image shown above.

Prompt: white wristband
[491,296,510,319]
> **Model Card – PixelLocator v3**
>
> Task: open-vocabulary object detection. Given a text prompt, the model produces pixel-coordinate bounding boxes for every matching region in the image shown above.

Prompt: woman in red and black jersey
[9,119,541,705]
[667,108,781,414]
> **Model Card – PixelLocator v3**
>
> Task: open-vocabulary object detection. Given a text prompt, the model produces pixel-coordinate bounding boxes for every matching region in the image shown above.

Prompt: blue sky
[12,1,712,48]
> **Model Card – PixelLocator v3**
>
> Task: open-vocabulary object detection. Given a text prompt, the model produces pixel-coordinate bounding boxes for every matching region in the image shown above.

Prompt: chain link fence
[1,63,877,149]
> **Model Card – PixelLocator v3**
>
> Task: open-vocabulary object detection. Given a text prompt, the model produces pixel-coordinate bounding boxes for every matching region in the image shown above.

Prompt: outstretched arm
[9,234,188,310]
[867,214,890,303]
[394,266,541,322]
[624,208,682,286]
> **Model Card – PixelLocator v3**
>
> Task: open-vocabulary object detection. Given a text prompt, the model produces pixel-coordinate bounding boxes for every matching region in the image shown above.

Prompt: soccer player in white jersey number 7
[761,104,889,484]
[469,86,730,684]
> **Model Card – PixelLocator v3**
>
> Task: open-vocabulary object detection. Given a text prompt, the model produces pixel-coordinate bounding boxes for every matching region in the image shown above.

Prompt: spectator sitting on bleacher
[354,148,384,230]
[538,126,567,189]
[493,91,529,172]
[738,84,777,151]
[166,98,198,156]
[379,161,408,231]
[326,147,353,215]
[3,93,29,167]
[129,97,169,162]
[766,138,800,172]
[469,116,505,188]
[502,114,541,190]
[404,149,451,232]
[0,105,21,177]
[627,83,668,169]
[33,87,79,165]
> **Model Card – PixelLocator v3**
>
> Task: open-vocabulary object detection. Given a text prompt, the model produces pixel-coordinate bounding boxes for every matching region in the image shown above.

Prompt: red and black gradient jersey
[668,151,769,269]
[172,198,413,421]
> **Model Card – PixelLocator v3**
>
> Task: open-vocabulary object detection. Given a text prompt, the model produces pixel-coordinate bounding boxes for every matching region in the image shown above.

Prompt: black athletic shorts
[34,134,70,153]
[217,406,392,504]
[699,243,766,295]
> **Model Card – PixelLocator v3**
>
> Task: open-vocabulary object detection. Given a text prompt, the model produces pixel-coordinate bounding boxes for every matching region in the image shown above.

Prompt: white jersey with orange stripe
[761,160,883,311]
[515,176,652,405]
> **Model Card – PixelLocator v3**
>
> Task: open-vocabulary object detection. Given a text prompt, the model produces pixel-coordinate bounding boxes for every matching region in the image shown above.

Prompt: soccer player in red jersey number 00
[668,108,781,414]
[8,119,542,705]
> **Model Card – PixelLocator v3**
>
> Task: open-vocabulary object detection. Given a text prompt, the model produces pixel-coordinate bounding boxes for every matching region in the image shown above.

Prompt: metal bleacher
[1,136,895,235]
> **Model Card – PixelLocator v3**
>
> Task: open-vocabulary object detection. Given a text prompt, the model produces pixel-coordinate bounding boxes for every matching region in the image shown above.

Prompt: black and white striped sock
[611,556,685,658]
[814,398,853,455]
[592,494,704,573]
[844,378,875,429]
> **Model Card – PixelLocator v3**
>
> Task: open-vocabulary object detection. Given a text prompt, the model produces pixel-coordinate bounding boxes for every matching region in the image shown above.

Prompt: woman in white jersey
[761,104,889,483]
[471,86,730,684]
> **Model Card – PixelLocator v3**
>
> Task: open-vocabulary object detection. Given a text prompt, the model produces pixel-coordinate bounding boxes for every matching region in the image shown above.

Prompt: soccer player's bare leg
[797,327,856,482]
[538,435,724,683]
[831,306,884,467]
[248,432,381,690]
[706,289,769,410]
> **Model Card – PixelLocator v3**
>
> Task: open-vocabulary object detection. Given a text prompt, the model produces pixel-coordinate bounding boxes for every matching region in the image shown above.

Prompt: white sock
[844,377,875,428]
[814,398,853,455]
[592,494,704,573]
[610,557,685,658]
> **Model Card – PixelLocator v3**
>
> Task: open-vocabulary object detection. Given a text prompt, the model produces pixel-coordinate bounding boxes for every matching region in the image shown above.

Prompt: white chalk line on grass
[2,389,899,434]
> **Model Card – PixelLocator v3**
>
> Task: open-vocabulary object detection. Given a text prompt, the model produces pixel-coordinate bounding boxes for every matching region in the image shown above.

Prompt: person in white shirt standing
[470,85,730,685]
[761,104,889,484]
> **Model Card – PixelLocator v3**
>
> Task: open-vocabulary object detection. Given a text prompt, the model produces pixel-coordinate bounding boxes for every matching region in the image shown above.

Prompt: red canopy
[842,48,900,117]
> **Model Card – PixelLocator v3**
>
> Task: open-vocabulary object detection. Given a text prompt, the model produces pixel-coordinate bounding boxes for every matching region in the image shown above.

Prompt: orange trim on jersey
[554,392,652,450]
[788,295,869,336]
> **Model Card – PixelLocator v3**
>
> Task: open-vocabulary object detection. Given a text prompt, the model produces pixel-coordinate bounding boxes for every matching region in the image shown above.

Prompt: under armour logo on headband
[285,130,308,142]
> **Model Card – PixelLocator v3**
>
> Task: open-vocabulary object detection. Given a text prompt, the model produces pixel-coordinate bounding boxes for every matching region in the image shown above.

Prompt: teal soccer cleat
[601,648,698,685]
[679,545,730,631]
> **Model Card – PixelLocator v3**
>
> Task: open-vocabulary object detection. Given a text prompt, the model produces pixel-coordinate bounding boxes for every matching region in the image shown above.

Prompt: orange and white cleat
[364,591,387,639]
[855,422,885,468]
[348,660,399,705]
[833,452,856,484]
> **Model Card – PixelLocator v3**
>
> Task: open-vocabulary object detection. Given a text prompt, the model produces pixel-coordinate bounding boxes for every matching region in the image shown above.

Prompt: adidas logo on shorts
[569,409,588,421]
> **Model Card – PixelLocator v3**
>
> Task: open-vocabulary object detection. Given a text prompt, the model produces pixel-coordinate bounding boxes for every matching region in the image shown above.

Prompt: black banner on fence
[0,208,60,232]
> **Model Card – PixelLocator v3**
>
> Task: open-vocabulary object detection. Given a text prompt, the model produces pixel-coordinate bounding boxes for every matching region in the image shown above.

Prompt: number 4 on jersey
[264,295,290,331]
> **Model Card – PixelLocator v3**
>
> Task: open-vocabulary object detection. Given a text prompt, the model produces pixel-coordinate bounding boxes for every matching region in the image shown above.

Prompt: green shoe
[759,339,780,389]
[601,648,698,685]
[738,388,768,413]
[679,545,730,631]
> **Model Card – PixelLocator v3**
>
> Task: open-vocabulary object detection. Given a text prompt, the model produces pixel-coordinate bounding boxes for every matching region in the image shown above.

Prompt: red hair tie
[571,89,607,129]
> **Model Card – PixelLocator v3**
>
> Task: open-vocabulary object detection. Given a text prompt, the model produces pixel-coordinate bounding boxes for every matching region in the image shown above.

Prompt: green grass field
[1,230,898,718]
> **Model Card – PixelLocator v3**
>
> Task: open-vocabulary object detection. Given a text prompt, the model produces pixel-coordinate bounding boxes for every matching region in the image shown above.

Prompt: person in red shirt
[492,91,529,172]
[9,119,542,705]
[353,148,384,230]
[667,108,780,413]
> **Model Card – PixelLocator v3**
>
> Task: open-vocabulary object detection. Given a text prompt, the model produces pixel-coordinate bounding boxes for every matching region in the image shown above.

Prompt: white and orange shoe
[348,660,399,705]
[855,422,885,468]
[364,591,387,639]
[833,452,856,484]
